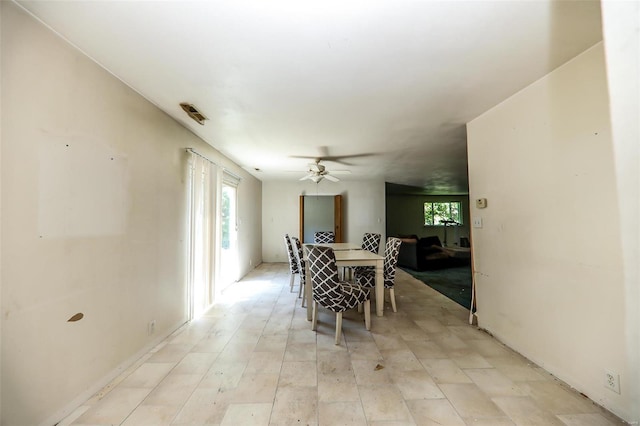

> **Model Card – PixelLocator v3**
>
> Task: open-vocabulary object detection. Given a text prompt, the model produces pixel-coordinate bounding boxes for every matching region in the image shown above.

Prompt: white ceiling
[17,1,602,194]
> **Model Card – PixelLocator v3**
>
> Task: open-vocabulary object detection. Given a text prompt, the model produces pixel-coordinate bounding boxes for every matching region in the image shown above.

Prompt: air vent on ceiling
[180,103,208,125]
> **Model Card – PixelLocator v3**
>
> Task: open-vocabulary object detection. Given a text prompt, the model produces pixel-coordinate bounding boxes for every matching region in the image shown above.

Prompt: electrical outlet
[604,370,620,394]
[148,320,156,336]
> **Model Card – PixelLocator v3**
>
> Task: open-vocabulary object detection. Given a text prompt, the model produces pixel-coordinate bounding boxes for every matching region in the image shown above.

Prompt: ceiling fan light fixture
[298,159,346,183]
[180,102,208,125]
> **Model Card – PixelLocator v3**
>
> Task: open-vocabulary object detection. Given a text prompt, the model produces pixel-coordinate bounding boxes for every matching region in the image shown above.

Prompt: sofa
[396,235,470,271]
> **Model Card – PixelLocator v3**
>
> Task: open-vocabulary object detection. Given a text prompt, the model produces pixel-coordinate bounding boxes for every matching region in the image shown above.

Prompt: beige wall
[0,2,3,420]
[237,177,263,274]
[467,43,631,420]
[262,179,385,262]
[0,3,261,425]
[601,1,640,421]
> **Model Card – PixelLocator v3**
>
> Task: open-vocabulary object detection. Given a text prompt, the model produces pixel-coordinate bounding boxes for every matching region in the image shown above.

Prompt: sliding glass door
[218,180,238,295]
[187,152,241,318]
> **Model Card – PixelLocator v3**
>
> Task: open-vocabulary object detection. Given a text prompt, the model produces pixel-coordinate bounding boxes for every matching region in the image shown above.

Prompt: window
[219,171,240,293]
[424,202,462,226]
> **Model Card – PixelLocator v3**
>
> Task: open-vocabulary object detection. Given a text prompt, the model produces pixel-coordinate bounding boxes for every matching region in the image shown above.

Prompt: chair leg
[389,288,397,312]
[342,267,350,281]
[312,301,318,331]
[364,300,371,330]
[298,278,306,307]
[357,302,363,313]
[289,273,295,292]
[335,312,343,345]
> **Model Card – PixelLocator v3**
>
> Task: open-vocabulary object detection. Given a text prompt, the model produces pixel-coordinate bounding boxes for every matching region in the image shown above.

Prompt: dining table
[313,242,362,251]
[303,243,385,319]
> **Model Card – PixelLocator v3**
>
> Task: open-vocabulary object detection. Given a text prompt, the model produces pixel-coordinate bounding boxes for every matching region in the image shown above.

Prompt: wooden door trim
[334,195,342,242]
[299,195,304,242]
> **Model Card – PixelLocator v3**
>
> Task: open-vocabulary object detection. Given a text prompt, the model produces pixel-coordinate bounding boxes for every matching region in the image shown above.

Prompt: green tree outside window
[424,202,462,226]
[221,190,230,249]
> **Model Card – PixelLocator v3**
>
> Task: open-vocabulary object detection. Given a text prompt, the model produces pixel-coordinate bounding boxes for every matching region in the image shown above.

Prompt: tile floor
[60,263,625,426]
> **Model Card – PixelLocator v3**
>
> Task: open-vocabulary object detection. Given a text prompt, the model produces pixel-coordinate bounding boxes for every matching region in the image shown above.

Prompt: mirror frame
[299,195,343,243]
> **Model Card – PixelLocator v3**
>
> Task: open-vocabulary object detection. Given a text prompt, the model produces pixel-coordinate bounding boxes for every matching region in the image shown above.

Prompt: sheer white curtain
[187,151,217,319]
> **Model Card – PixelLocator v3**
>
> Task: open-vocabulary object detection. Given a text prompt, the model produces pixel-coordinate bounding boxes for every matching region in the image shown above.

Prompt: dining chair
[361,232,382,254]
[284,234,299,293]
[307,245,371,344]
[343,232,382,281]
[354,237,402,312]
[313,231,335,244]
[290,236,306,307]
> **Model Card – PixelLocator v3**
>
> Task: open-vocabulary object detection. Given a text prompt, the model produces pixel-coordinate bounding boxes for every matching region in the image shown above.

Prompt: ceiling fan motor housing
[299,159,349,183]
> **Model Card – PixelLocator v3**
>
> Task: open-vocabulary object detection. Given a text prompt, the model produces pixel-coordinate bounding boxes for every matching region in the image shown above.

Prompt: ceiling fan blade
[290,155,321,161]
[308,163,323,172]
[325,154,376,166]
[325,153,376,161]
[299,174,312,181]
[290,151,377,167]
[324,174,340,182]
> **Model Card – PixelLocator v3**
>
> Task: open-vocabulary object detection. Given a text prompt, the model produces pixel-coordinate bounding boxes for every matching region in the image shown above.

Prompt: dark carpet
[401,265,472,309]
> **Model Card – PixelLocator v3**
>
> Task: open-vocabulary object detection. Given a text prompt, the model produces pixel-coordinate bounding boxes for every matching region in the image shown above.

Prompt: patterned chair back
[307,245,345,310]
[284,234,299,274]
[308,245,371,342]
[290,236,305,287]
[383,237,403,285]
[314,231,335,244]
[361,233,381,254]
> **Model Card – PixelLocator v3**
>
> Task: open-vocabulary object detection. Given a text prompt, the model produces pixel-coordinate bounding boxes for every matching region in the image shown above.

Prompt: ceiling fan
[299,160,351,183]
[290,146,376,166]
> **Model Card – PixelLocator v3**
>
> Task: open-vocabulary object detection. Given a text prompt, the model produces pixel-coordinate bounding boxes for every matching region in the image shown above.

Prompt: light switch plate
[473,217,483,228]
